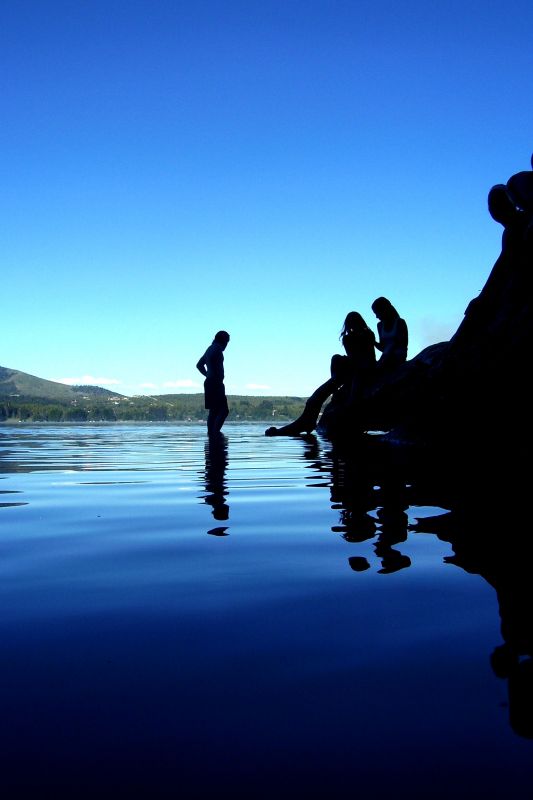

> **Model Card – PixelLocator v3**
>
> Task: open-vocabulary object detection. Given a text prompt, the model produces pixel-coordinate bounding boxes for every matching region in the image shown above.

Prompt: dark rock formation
[318,153,533,477]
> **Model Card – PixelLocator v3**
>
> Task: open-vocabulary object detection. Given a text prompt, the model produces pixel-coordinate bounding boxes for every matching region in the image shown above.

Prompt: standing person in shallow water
[265,311,375,436]
[371,297,408,372]
[196,330,231,436]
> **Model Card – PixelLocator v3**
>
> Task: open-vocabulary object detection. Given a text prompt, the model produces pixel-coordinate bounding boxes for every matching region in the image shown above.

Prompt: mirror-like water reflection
[0,423,531,796]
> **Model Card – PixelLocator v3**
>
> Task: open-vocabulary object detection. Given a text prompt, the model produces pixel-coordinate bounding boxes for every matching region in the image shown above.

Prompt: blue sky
[3,0,532,396]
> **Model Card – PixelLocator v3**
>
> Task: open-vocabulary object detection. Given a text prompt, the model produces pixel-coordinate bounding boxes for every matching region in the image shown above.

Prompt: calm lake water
[0,423,531,797]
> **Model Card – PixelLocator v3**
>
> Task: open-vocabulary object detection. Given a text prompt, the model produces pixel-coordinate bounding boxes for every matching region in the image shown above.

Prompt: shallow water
[0,423,531,796]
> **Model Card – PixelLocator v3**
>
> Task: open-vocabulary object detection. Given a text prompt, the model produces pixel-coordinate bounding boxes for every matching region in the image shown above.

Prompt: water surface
[0,423,531,796]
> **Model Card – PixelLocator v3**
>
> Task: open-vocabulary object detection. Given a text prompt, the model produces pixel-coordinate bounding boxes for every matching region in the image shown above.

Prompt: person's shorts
[204,378,227,411]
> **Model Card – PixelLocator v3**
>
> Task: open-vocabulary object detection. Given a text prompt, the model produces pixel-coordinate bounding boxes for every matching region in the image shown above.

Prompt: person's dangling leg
[265,378,337,435]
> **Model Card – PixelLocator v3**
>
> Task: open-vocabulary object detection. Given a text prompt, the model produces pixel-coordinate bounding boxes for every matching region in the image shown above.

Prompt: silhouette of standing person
[196,330,230,436]
[371,297,408,373]
[266,312,375,436]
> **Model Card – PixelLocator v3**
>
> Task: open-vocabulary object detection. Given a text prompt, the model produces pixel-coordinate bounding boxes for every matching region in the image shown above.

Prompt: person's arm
[374,322,384,352]
[342,333,350,356]
[397,319,408,352]
[196,354,207,377]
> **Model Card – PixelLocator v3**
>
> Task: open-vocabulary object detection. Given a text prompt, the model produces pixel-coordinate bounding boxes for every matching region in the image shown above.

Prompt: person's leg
[210,397,229,436]
[207,408,217,436]
[214,401,229,434]
[265,378,337,435]
[205,378,215,435]
[330,354,349,382]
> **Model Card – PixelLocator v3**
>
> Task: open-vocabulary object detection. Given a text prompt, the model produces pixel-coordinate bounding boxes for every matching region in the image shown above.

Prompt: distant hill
[0,366,124,401]
[0,365,306,423]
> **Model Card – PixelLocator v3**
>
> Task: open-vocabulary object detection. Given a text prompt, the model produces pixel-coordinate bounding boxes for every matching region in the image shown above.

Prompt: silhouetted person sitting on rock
[265,312,375,436]
[196,330,230,437]
[371,297,408,373]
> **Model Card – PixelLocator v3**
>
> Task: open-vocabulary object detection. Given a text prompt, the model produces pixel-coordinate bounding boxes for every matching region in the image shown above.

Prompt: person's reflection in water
[374,477,411,574]
[300,433,332,488]
[203,434,230,536]
[326,442,411,574]
[349,555,371,572]
[329,446,378,545]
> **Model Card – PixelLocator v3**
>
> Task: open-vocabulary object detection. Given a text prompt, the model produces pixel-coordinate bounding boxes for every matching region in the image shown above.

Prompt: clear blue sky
[3,0,532,396]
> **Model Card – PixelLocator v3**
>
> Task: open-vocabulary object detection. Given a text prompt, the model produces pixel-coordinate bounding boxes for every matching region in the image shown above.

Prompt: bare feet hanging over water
[265,420,313,436]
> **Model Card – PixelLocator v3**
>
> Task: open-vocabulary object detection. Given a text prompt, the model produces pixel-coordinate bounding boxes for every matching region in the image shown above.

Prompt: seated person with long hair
[265,311,376,436]
[371,297,408,372]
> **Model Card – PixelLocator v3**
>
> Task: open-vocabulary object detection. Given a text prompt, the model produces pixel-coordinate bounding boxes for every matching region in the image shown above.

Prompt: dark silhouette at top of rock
[506,152,533,215]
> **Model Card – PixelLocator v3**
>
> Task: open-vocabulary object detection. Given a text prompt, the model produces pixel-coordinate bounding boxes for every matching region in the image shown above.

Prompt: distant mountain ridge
[0,365,306,423]
[0,366,124,400]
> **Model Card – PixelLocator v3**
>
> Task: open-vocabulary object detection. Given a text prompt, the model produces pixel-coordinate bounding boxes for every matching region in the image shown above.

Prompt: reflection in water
[348,555,371,572]
[432,509,533,741]
[301,432,533,740]
[0,425,197,473]
[304,435,412,574]
[202,433,229,536]
[2,423,533,756]
[374,479,411,574]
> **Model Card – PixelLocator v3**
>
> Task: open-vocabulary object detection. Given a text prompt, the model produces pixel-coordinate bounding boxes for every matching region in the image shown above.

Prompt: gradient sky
[3,0,532,397]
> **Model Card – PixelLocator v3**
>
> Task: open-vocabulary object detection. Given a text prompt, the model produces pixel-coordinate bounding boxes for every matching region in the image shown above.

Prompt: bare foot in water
[265,422,312,436]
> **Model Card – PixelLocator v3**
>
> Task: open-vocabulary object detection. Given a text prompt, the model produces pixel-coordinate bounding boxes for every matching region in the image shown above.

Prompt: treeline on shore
[0,393,306,423]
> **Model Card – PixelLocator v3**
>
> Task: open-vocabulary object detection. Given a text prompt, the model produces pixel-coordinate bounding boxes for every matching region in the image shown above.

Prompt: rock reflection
[420,507,533,741]
[202,433,230,536]
[308,433,533,740]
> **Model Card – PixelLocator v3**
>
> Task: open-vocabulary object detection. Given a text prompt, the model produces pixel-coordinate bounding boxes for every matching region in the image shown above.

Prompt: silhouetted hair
[371,297,399,320]
[340,311,370,340]
[214,330,230,344]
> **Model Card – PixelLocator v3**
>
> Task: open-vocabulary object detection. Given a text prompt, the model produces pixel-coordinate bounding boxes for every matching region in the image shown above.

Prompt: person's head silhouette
[371,297,398,323]
[340,311,369,338]
[214,330,230,349]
